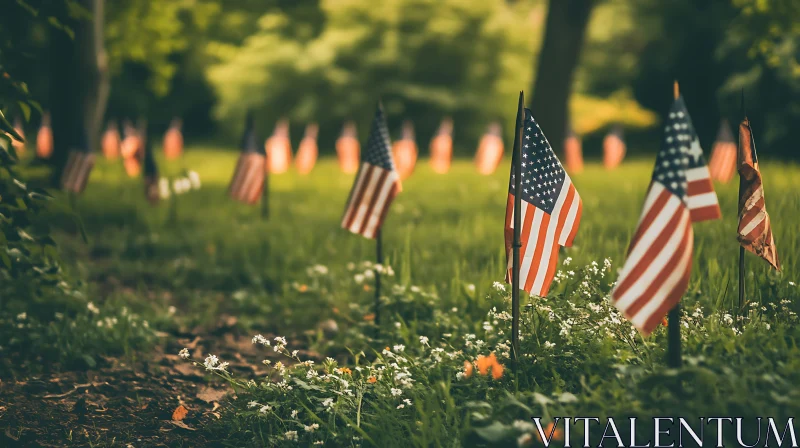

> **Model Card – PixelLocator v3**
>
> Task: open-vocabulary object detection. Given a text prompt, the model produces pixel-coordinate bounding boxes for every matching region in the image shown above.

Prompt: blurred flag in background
[229,112,266,205]
[603,125,626,170]
[336,121,360,174]
[563,123,583,174]
[429,117,453,174]
[163,117,184,160]
[36,112,53,159]
[392,120,417,180]
[476,122,504,175]
[295,123,319,175]
[266,119,292,174]
[708,119,737,183]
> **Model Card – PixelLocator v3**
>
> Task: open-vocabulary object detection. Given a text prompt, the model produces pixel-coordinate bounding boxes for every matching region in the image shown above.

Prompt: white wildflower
[284,431,298,442]
[419,336,429,346]
[354,274,365,284]
[16,312,26,320]
[563,257,572,266]
[248,401,259,408]
[274,336,287,345]
[543,341,556,349]
[87,302,100,314]
[322,398,334,408]
[393,344,405,352]
[390,388,402,397]
[179,348,190,359]
[492,281,506,292]
[158,178,171,199]
[304,423,319,432]
[518,433,533,447]
[188,171,201,189]
[259,405,272,414]
[291,409,298,418]
[466,284,476,293]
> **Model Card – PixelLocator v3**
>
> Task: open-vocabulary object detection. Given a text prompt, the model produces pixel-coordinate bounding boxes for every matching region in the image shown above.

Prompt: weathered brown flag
[737,117,780,270]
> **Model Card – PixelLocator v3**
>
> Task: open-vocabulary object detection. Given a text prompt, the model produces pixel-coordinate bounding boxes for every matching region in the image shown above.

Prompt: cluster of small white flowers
[322,397,334,408]
[203,354,229,372]
[306,264,329,277]
[179,348,190,359]
[158,178,171,199]
[493,281,506,292]
[419,336,429,347]
[259,405,272,414]
[284,431,298,442]
[304,423,319,432]
[252,334,270,346]
[172,177,194,195]
[396,398,412,409]
[87,302,100,315]
[390,388,402,396]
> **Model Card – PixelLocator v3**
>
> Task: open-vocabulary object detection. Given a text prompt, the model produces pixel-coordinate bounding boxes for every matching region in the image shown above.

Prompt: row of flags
[10,112,743,184]
[336,93,779,338]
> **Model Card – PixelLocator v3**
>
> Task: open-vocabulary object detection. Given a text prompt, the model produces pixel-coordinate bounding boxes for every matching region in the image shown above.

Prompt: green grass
[60,148,798,329]
[37,147,800,446]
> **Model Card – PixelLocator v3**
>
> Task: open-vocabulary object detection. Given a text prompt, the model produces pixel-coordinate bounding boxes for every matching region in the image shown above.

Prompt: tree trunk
[530,0,595,157]
[49,0,108,186]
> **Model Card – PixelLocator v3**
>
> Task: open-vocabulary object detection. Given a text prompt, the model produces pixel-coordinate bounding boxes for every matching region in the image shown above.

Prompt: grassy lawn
[3,147,799,446]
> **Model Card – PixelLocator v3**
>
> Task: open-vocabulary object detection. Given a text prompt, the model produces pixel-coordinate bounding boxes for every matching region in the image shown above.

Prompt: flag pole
[511,91,524,366]
[261,170,269,219]
[374,228,383,337]
[667,80,682,368]
[738,89,746,313]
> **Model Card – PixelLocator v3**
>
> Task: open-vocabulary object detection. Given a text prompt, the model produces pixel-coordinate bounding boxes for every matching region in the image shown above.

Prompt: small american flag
[612,96,720,335]
[708,119,737,183]
[61,134,95,194]
[229,114,266,205]
[341,104,401,239]
[737,117,780,270]
[504,109,582,296]
[603,125,626,170]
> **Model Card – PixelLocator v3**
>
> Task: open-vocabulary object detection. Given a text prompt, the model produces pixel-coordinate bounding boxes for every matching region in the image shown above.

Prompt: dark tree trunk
[49,0,108,186]
[530,0,595,157]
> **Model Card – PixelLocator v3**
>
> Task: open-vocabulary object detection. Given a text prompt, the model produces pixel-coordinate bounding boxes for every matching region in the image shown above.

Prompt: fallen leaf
[167,420,195,431]
[172,404,188,421]
[196,387,227,403]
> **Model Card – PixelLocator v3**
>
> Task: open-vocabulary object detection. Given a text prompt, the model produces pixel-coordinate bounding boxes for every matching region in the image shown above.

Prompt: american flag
[504,109,582,296]
[341,104,401,239]
[737,117,780,270]
[603,125,626,170]
[61,136,95,195]
[708,119,737,183]
[229,114,266,205]
[612,96,720,335]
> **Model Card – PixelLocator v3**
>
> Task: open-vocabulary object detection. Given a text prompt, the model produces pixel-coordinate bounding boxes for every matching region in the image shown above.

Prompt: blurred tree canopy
[4,0,799,158]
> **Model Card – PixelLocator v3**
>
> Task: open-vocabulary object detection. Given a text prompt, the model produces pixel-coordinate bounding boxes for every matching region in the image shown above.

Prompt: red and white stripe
[708,141,737,183]
[612,182,694,335]
[341,162,400,239]
[685,165,721,222]
[229,153,265,204]
[61,151,95,194]
[505,176,582,297]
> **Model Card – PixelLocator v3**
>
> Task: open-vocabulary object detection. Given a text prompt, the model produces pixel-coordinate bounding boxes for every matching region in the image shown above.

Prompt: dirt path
[0,328,294,447]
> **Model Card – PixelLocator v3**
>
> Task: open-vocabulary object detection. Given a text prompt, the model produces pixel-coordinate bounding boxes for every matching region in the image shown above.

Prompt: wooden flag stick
[374,229,383,337]
[511,91,524,366]
[667,80,682,368]
[738,88,746,312]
